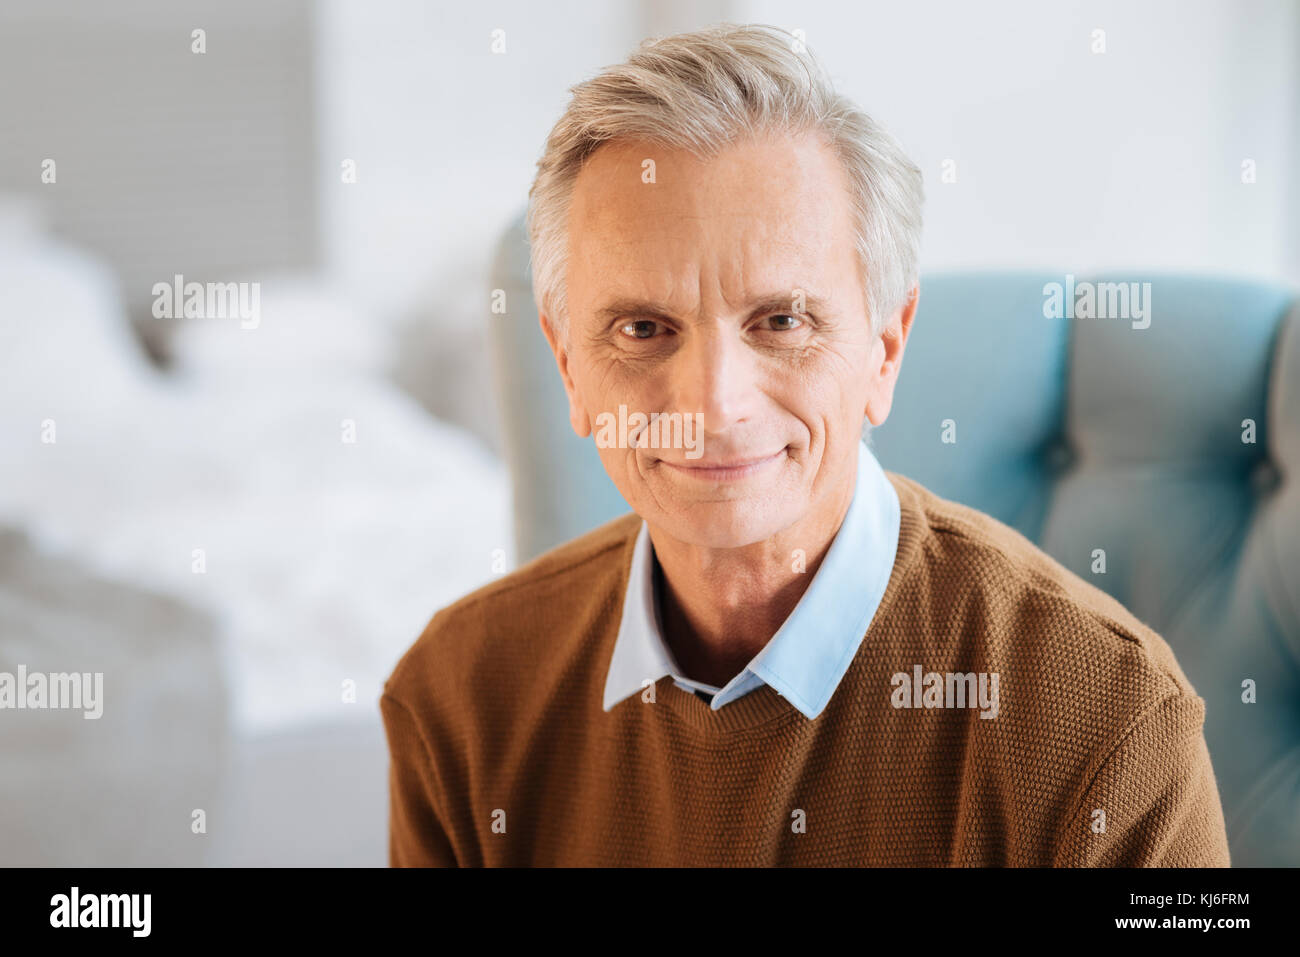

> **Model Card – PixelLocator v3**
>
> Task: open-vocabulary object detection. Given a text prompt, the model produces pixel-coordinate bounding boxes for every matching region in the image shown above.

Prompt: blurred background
[1,0,1297,866]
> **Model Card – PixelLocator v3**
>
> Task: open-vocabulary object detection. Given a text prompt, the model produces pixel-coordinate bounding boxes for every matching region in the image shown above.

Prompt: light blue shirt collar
[602,439,901,720]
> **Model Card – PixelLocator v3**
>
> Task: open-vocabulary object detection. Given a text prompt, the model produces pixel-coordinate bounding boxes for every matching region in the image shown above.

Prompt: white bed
[0,199,511,864]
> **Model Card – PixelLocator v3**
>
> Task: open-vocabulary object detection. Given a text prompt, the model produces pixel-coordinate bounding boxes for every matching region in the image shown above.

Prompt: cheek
[775,344,868,416]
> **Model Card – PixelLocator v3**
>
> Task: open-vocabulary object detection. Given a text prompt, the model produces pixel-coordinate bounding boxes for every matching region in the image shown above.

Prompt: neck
[649,470,857,689]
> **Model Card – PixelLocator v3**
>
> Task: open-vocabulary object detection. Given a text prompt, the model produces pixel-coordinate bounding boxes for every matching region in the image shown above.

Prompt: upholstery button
[1250,460,1280,494]
[1045,441,1073,472]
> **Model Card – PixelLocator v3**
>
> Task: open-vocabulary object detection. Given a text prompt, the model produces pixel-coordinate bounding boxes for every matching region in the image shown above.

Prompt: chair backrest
[488,210,1300,865]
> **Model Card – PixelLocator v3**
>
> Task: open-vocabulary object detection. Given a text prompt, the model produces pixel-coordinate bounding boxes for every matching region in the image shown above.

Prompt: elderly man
[381,24,1230,866]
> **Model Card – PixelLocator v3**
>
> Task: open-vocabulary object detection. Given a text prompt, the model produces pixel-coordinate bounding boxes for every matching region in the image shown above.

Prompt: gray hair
[526,22,924,344]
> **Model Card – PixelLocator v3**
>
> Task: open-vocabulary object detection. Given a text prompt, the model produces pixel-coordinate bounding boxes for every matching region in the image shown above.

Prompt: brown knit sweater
[380,470,1231,866]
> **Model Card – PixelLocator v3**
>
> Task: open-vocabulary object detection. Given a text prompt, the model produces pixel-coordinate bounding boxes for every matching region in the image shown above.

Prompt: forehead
[566,131,859,309]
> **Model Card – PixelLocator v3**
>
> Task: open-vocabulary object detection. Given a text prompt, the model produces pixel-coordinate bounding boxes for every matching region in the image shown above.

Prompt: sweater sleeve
[380,690,459,867]
[1055,693,1232,867]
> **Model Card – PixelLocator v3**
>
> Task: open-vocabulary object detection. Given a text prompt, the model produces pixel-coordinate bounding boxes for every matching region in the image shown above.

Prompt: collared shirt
[602,438,901,720]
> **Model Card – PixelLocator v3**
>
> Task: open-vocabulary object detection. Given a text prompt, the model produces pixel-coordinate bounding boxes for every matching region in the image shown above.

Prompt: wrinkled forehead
[565,132,861,315]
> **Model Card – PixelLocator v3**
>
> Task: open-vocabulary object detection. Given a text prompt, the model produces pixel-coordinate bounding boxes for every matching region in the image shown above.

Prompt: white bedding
[0,214,511,735]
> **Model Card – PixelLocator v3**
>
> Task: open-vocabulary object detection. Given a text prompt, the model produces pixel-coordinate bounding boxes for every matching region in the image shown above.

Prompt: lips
[656,448,785,479]
[668,453,778,469]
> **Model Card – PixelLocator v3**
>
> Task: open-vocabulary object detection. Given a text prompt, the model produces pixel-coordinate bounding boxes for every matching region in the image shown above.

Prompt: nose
[668,322,756,437]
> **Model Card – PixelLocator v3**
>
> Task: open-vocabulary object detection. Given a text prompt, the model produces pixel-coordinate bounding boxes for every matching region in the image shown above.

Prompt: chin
[655,500,799,550]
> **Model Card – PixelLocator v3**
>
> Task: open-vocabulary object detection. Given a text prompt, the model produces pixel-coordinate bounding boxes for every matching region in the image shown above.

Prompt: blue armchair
[488,210,1300,866]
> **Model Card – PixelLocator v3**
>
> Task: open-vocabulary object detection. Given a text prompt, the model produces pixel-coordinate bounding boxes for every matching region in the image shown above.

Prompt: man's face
[543,130,907,549]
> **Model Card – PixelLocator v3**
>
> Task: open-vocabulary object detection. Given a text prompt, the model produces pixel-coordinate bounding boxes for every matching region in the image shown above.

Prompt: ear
[865,283,918,426]
[538,311,592,438]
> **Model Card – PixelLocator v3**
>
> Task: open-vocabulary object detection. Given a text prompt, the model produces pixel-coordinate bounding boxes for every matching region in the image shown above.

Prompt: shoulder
[383,510,642,704]
[884,469,1199,709]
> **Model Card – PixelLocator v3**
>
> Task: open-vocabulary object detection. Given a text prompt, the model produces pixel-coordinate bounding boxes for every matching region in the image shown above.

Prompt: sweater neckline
[623,469,927,736]
[656,676,801,733]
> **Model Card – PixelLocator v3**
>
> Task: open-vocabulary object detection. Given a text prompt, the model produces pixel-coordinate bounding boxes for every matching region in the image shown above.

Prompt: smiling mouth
[657,449,786,481]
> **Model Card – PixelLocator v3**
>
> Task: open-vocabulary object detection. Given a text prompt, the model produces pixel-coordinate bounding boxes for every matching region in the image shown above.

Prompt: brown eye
[620,319,660,339]
[765,314,803,331]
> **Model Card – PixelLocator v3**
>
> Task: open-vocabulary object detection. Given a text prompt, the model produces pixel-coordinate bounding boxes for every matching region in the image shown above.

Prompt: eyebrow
[593,292,832,325]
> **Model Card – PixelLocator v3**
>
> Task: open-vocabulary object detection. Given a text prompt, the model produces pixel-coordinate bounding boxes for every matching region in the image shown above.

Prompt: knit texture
[381,471,1231,866]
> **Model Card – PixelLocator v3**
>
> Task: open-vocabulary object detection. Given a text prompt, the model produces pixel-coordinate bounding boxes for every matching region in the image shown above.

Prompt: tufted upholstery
[487,211,1300,866]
